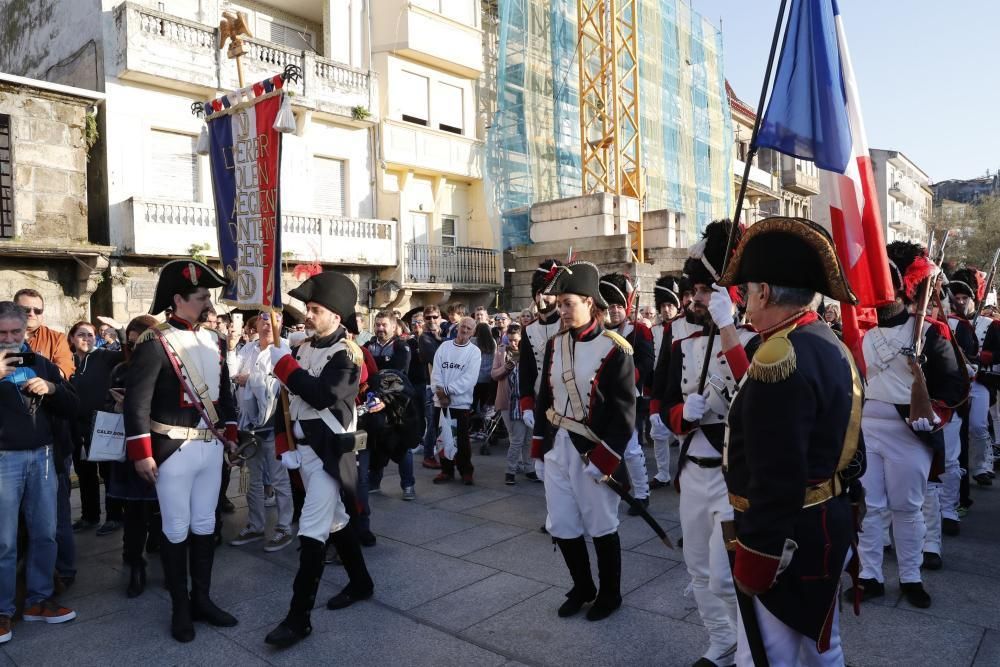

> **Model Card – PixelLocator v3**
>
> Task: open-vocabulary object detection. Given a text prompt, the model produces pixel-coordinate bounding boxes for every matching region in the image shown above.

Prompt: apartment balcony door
[404,211,432,282]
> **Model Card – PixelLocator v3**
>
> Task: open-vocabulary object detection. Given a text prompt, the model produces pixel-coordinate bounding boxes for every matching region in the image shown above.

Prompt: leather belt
[729,477,839,513]
[545,408,600,444]
[151,420,215,442]
[687,455,723,468]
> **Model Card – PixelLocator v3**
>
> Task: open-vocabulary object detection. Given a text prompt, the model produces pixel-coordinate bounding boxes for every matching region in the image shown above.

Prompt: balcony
[781,168,820,196]
[401,243,500,288]
[122,198,397,266]
[734,159,779,200]
[382,119,483,180]
[113,2,377,122]
[889,182,911,204]
[372,0,484,78]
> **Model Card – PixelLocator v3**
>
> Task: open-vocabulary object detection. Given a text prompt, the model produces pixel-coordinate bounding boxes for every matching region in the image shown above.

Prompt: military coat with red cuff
[607,319,655,397]
[724,313,861,653]
[648,313,701,423]
[518,310,562,414]
[271,325,363,482]
[530,319,636,475]
[124,316,238,465]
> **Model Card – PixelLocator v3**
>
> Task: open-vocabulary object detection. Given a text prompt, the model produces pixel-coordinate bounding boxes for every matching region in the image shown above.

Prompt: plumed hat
[599,272,636,311]
[532,259,563,296]
[288,271,358,318]
[886,241,935,302]
[654,275,681,309]
[544,261,607,309]
[719,217,857,304]
[683,219,739,287]
[150,259,227,315]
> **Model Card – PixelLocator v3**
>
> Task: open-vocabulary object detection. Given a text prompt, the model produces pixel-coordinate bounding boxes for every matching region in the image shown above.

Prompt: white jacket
[430,339,481,409]
[236,338,285,430]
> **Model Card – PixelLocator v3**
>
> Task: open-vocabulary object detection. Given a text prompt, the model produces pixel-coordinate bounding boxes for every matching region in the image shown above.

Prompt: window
[441,215,458,246]
[262,17,314,51]
[436,82,464,134]
[412,0,476,25]
[149,129,199,201]
[0,115,12,239]
[400,71,429,126]
[313,156,346,216]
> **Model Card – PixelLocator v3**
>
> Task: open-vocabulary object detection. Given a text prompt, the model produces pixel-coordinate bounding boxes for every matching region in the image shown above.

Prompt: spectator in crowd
[230,312,295,552]
[443,303,466,339]
[1,300,80,641]
[492,312,511,343]
[68,321,126,536]
[518,308,535,329]
[106,315,162,598]
[823,302,843,333]
[472,322,498,442]
[417,306,446,469]
[430,317,480,485]
[473,305,491,325]
[14,289,74,379]
[639,304,657,327]
[492,324,531,484]
[101,327,122,351]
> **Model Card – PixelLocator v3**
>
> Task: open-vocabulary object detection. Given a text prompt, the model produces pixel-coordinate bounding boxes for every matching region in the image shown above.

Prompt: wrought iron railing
[403,243,500,286]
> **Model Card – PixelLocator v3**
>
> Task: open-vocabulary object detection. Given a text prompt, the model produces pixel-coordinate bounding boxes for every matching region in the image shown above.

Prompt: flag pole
[697,0,791,394]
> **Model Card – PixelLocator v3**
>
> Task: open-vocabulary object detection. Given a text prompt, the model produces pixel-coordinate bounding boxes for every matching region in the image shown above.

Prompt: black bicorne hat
[150,259,228,315]
[654,275,681,308]
[599,272,635,310]
[719,217,857,304]
[532,259,563,296]
[544,261,607,309]
[288,271,358,318]
[683,219,740,288]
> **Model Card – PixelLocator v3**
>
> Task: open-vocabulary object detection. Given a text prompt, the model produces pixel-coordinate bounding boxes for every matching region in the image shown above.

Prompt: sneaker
[402,486,416,501]
[650,478,672,490]
[263,493,276,508]
[229,527,265,546]
[957,505,970,518]
[432,472,454,484]
[96,520,122,536]
[422,457,441,470]
[462,474,475,486]
[22,599,76,624]
[901,581,932,608]
[72,518,98,532]
[844,577,884,603]
[524,472,542,483]
[264,530,295,553]
[921,552,943,570]
[505,473,516,486]
[973,473,993,486]
[0,615,11,644]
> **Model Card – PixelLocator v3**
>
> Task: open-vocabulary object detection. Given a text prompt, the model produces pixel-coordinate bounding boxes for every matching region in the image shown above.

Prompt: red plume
[293,262,322,281]
[976,270,988,302]
[902,256,937,300]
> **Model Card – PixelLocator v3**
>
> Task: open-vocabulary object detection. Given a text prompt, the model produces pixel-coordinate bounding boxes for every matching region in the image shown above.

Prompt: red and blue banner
[202,74,289,310]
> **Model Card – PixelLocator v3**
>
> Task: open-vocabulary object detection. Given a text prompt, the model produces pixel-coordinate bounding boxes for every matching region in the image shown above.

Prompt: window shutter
[313,157,345,216]
[149,130,199,201]
[267,19,313,50]
[441,215,457,246]
[436,83,464,134]
[400,71,429,125]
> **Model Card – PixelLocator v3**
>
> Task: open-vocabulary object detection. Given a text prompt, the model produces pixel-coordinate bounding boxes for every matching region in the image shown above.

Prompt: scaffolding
[488,0,733,251]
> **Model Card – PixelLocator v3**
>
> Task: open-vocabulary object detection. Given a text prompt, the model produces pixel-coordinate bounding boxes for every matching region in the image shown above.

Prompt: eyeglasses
[426,315,441,319]
[21,307,43,315]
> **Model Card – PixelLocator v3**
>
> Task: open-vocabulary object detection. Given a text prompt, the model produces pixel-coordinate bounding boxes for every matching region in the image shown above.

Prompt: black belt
[687,455,723,468]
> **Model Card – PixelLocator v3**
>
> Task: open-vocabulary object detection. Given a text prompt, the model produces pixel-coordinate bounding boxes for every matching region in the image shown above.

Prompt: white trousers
[652,433,675,483]
[969,381,994,476]
[679,443,737,661]
[246,431,293,533]
[922,483,942,555]
[298,444,350,542]
[735,576,845,666]
[991,397,1000,446]
[940,414,962,522]
[544,429,620,538]
[624,430,650,499]
[858,401,930,583]
[156,439,223,544]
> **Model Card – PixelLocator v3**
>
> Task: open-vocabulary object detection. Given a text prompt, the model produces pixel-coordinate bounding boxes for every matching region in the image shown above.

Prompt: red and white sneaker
[0,614,12,643]
[22,599,77,623]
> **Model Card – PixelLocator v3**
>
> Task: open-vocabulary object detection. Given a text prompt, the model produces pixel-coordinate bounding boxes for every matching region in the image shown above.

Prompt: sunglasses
[426,315,441,319]
[22,307,43,315]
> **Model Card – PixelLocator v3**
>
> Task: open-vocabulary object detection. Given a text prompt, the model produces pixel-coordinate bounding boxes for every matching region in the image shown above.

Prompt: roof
[0,72,104,103]
[725,80,756,120]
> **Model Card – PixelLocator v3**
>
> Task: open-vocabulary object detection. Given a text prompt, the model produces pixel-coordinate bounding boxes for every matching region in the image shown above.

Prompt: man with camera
[0,301,80,644]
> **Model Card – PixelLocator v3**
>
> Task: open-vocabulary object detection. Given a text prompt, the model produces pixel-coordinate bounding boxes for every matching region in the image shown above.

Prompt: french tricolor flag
[756,0,894,368]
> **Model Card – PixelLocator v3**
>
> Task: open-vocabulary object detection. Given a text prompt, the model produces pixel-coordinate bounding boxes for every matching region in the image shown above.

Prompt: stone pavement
[5,443,1000,666]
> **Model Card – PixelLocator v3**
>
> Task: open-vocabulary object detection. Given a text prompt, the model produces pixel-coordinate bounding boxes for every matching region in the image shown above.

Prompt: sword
[602,475,674,550]
[723,520,770,666]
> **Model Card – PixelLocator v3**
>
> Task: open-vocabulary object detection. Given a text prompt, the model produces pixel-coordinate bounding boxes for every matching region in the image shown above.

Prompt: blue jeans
[356,448,371,534]
[420,385,436,460]
[56,454,76,577]
[369,450,415,490]
[0,446,58,616]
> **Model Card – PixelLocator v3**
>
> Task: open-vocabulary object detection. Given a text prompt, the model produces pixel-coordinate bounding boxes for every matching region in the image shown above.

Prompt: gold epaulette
[135,321,171,346]
[342,338,364,366]
[747,324,797,383]
[602,329,633,355]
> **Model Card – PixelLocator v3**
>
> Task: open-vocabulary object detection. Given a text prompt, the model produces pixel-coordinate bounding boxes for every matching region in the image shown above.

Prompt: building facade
[870,149,931,245]
[1,0,501,323]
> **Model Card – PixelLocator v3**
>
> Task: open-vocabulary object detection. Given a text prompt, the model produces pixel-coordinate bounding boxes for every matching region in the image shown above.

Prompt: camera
[3,352,36,367]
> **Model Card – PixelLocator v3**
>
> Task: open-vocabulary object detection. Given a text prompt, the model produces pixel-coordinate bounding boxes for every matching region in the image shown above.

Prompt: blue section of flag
[207,112,238,304]
[756,0,852,173]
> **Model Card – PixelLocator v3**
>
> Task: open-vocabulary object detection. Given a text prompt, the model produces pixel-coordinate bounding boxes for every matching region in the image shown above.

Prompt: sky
[689,0,1000,183]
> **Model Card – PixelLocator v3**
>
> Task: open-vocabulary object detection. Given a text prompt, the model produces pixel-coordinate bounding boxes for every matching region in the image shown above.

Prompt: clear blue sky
[690,0,1000,182]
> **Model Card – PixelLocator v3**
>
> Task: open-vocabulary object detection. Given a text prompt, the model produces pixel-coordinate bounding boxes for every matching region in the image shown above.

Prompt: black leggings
[122,501,161,565]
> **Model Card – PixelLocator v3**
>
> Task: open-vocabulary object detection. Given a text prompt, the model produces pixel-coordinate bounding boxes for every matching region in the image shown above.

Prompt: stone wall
[0,257,91,331]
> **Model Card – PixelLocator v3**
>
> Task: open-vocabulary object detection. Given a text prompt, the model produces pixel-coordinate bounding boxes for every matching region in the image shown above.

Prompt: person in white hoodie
[430,316,480,484]
[229,312,294,552]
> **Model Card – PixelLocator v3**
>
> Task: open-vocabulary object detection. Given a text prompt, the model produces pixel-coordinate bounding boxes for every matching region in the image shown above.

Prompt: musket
[602,475,673,550]
[906,267,939,425]
[971,247,1000,330]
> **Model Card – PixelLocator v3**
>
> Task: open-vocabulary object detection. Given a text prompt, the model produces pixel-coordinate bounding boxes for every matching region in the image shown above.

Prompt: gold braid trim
[747,324,797,383]
[601,329,633,355]
[342,338,364,366]
[135,321,171,347]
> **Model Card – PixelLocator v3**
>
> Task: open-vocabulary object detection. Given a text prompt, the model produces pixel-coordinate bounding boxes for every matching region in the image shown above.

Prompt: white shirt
[430,340,481,409]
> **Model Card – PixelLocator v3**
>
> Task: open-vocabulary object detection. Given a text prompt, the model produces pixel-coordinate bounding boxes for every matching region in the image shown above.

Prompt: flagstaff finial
[219,10,253,86]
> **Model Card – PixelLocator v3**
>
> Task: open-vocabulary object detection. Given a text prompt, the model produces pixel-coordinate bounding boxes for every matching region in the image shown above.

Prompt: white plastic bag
[435,409,458,460]
[87,411,127,462]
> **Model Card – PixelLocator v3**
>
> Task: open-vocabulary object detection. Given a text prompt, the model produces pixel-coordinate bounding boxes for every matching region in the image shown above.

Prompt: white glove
[909,416,941,432]
[583,462,604,481]
[269,341,292,367]
[522,409,535,429]
[967,364,978,379]
[534,459,545,480]
[649,413,670,440]
[280,450,301,470]
[683,392,709,422]
[708,283,735,328]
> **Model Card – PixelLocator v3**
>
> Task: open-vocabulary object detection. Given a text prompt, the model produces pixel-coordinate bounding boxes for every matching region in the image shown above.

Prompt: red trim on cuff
[723,345,750,380]
[224,424,238,443]
[981,351,994,365]
[273,355,301,383]
[530,436,544,459]
[588,441,622,476]
[275,432,289,458]
[668,402,687,435]
[734,541,781,594]
[520,396,535,412]
[127,435,152,461]
[649,399,662,415]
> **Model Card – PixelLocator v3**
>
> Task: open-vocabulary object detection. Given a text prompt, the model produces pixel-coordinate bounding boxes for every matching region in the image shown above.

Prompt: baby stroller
[474,408,507,455]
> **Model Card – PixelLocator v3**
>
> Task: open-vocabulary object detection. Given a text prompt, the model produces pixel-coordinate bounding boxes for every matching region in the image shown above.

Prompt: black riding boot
[188,533,238,627]
[587,532,622,621]
[326,524,374,610]
[265,536,326,647]
[555,536,597,617]
[127,558,147,599]
[159,537,194,642]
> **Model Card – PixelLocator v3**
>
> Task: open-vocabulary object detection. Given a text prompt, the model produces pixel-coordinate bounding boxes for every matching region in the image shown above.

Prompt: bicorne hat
[599,272,636,311]
[544,261,607,309]
[150,259,227,315]
[288,271,358,318]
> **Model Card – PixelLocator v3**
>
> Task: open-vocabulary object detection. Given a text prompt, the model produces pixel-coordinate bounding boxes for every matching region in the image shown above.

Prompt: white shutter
[400,71,429,125]
[436,82,464,134]
[441,215,457,246]
[149,130,199,201]
[313,157,345,216]
[267,20,313,50]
